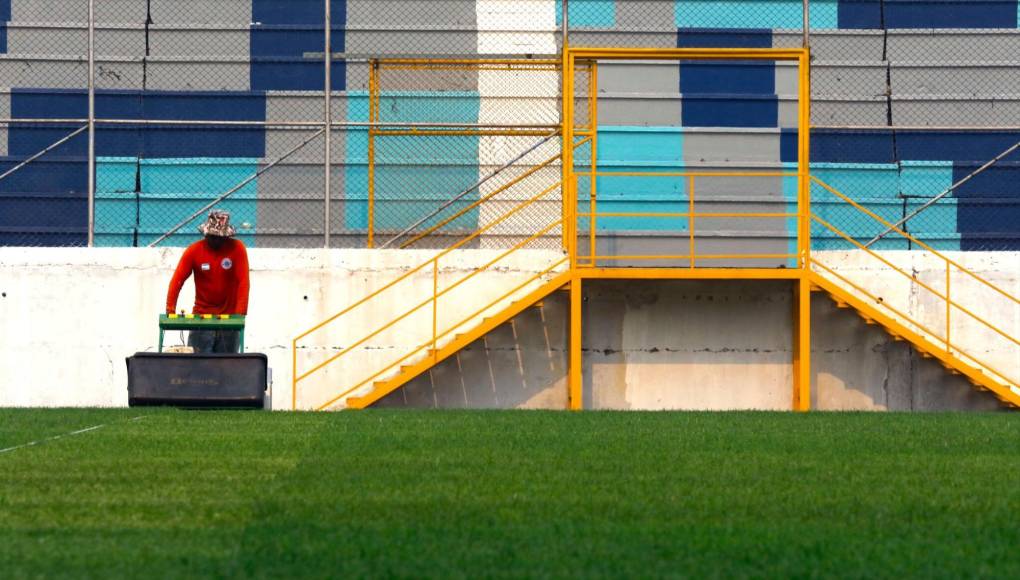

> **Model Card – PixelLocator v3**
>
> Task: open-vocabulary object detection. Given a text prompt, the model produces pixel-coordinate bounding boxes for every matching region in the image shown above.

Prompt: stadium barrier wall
[0,246,1012,411]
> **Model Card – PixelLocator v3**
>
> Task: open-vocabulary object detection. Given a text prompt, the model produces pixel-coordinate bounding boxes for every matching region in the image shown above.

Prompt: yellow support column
[569,275,583,410]
[793,274,812,411]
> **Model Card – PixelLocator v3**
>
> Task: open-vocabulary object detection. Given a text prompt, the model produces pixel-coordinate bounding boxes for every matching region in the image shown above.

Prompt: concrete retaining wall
[0,247,1015,410]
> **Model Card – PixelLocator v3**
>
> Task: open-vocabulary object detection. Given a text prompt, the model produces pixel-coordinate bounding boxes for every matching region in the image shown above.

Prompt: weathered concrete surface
[0,248,1013,411]
[375,278,1010,411]
[0,247,566,409]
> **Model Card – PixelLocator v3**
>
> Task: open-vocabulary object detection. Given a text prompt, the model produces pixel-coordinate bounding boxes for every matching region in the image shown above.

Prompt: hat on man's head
[198,209,237,237]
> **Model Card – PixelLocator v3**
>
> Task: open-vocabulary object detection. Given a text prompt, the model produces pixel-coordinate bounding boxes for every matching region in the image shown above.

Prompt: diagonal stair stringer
[810,271,1020,409]
[345,271,573,409]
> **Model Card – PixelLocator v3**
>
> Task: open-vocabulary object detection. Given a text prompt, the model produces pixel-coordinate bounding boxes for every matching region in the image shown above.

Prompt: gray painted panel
[345,62,371,92]
[562,31,677,50]
[347,1,477,26]
[591,235,791,269]
[7,27,145,57]
[811,100,888,126]
[95,60,145,90]
[891,65,1020,96]
[682,130,781,164]
[0,91,8,156]
[0,58,87,88]
[145,61,249,91]
[267,92,329,123]
[778,99,799,128]
[376,67,479,92]
[774,30,886,61]
[598,97,681,126]
[12,1,147,23]
[775,62,799,96]
[148,28,250,58]
[692,174,786,198]
[264,129,326,163]
[615,1,676,29]
[599,62,678,94]
[149,0,251,24]
[887,31,1020,62]
[345,31,478,56]
[11,1,86,22]
[891,99,1020,127]
[811,64,887,97]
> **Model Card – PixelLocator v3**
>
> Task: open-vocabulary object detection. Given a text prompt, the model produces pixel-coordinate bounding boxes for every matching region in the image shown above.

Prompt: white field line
[0,415,147,455]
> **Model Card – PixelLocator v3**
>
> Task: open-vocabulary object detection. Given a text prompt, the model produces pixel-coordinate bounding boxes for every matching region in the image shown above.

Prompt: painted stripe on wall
[676,1,838,29]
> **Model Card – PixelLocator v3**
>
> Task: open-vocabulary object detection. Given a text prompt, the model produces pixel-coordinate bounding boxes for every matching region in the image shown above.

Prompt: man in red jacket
[166,210,250,353]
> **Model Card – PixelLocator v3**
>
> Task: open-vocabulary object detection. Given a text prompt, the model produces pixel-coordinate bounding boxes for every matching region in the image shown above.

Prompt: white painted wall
[1,247,1017,410]
[0,247,566,409]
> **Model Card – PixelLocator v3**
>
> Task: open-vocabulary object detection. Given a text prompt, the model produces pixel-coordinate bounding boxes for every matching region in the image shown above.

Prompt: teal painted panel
[137,195,257,248]
[97,157,137,194]
[96,157,140,247]
[590,127,686,231]
[344,91,480,233]
[676,0,838,29]
[598,127,683,165]
[557,0,616,27]
[900,161,958,251]
[140,158,258,197]
[782,162,799,265]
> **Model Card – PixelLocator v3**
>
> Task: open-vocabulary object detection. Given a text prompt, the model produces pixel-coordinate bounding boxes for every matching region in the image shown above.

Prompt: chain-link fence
[3,1,1019,251]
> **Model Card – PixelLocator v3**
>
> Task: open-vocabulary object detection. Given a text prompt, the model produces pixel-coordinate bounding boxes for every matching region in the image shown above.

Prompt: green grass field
[1,409,1019,578]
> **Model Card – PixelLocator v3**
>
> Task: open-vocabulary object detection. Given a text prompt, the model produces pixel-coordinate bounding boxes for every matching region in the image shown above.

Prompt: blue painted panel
[959,198,1020,250]
[0,192,87,246]
[680,61,775,95]
[253,0,346,25]
[9,90,266,158]
[801,129,896,163]
[677,27,772,48]
[838,0,883,28]
[951,162,1020,198]
[251,25,346,57]
[556,0,616,27]
[140,92,265,158]
[897,131,1020,162]
[682,94,777,128]
[676,1,838,29]
[885,0,1017,29]
[0,157,86,194]
[251,58,345,91]
[0,0,8,52]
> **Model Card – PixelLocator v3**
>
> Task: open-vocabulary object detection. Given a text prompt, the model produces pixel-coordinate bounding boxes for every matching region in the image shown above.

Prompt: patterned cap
[198,210,237,237]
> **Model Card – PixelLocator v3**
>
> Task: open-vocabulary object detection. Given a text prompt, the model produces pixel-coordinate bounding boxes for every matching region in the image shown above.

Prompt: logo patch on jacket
[221,258,233,270]
[200,263,211,271]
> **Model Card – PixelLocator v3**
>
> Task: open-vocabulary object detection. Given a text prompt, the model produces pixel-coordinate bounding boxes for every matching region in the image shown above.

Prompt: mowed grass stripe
[1,410,1019,578]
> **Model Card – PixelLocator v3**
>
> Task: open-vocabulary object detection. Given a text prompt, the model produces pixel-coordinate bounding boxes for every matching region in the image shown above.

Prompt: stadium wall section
[0,247,1011,411]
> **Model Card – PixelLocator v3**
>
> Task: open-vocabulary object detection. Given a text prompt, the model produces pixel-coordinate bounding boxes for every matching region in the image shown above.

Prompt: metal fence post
[324,0,332,249]
[803,0,810,48]
[87,0,96,247]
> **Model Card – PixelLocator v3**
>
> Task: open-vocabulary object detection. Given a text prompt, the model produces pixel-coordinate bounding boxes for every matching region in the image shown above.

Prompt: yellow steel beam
[577,268,802,280]
[568,47,806,61]
[793,274,811,411]
[569,274,583,410]
[345,269,573,409]
[811,270,1020,408]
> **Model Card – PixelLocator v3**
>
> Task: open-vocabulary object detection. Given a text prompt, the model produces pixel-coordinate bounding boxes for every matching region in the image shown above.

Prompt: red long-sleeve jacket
[166,238,250,315]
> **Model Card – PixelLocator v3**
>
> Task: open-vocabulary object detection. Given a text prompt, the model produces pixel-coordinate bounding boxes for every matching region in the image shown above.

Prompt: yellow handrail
[315,255,569,410]
[399,140,580,249]
[811,175,1020,307]
[809,178,1020,392]
[296,216,564,383]
[294,179,562,343]
[813,215,1020,350]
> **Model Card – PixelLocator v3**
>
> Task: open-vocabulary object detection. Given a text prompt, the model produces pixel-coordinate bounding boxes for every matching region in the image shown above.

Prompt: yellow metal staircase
[291,147,570,411]
[808,175,1020,409]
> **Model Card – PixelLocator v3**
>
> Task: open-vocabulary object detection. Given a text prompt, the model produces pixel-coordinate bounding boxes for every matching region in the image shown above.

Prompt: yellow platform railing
[292,156,569,410]
[809,175,1020,396]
